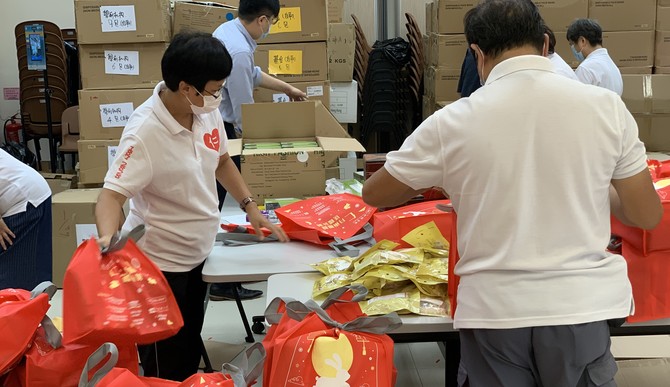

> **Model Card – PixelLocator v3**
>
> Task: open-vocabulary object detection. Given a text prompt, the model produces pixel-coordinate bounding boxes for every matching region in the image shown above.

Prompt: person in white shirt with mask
[567,18,623,95]
[545,25,577,80]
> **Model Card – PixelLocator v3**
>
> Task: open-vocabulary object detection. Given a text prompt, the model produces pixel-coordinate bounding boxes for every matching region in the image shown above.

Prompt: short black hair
[161,31,232,92]
[566,19,603,46]
[239,0,280,23]
[545,24,556,54]
[464,0,545,59]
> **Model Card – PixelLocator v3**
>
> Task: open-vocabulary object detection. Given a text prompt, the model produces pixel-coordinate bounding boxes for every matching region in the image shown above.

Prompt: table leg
[201,283,214,372]
[232,283,255,343]
[443,335,461,387]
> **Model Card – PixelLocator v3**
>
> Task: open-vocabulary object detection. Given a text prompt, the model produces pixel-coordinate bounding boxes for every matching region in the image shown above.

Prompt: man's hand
[96,234,114,251]
[285,86,307,101]
[0,218,16,251]
[246,207,289,242]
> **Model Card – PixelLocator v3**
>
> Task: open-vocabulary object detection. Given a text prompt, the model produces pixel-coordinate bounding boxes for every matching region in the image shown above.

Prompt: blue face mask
[260,18,272,40]
[571,44,585,62]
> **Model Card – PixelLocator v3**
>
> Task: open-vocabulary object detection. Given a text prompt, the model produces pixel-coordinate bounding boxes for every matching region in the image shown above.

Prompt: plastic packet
[419,295,450,317]
[415,257,449,281]
[312,273,353,298]
[310,256,356,275]
[360,285,421,316]
[352,250,424,278]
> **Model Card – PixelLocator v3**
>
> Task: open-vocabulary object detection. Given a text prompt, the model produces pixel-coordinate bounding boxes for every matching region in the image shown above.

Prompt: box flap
[228,138,242,156]
[241,102,316,139]
[52,188,102,203]
[318,137,365,152]
[314,100,351,138]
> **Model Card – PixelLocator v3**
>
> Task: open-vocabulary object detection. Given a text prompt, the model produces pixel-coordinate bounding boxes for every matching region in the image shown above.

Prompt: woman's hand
[285,86,307,101]
[0,218,16,250]
[246,206,289,242]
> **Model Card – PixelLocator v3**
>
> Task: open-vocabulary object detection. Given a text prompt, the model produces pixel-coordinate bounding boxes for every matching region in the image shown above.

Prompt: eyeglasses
[199,81,226,99]
[264,15,279,25]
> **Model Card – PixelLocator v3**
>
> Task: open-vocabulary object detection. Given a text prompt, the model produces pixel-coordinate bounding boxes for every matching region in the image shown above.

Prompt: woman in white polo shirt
[95,31,287,381]
[0,149,52,290]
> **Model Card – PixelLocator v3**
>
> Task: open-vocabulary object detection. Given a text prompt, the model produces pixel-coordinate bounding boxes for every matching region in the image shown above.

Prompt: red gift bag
[622,242,670,323]
[611,178,670,256]
[63,238,184,346]
[5,321,139,387]
[263,298,400,387]
[372,200,453,249]
[0,284,53,374]
[275,194,377,245]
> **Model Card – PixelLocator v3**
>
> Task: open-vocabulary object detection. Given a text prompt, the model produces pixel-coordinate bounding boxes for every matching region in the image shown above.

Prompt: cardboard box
[328,0,345,23]
[615,358,670,387]
[431,33,468,68]
[79,43,167,89]
[535,0,587,31]
[78,139,120,184]
[78,88,152,140]
[658,6,670,31]
[434,1,476,34]
[637,115,670,151]
[330,81,358,123]
[656,30,670,68]
[655,67,670,74]
[261,0,328,44]
[426,2,434,34]
[588,0,656,31]
[229,101,365,201]
[554,30,579,68]
[426,66,461,101]
[255,42,328,83]
[422,94,435,121]
[603,31,655,68]
[51,188,100,287]
[619,66,653,74]
[172,1,238,35]
[75,0,171,44]
[621,75,670,114]
[40,173,78,196]
[328,23,355,82]
[253,80,331,107]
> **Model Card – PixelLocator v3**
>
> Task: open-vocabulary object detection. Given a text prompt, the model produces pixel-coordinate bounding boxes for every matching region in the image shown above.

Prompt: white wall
[0,0,75,157]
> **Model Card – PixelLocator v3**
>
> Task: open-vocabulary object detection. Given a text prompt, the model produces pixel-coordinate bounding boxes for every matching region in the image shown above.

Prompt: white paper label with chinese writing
[100,5,137,32]
[100,102,134,128]
[104,50,140,75]
[272,93,290,103]
[306,86,323,97]
[108,146,119,168]
[75,224,99,246]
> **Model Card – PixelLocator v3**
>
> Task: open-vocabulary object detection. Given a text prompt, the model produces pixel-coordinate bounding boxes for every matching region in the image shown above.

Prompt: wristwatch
[239,196,257,212]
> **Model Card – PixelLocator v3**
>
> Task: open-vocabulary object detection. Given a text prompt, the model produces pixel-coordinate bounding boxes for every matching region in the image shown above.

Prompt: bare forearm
[609,185,634,226]
[259,71,290,93]
[362,167,425,208]
[95,189,126,240]
[215,156,254,205]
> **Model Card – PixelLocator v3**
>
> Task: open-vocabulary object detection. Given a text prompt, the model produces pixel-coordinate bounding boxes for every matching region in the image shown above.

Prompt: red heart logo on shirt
[204,128,220,152]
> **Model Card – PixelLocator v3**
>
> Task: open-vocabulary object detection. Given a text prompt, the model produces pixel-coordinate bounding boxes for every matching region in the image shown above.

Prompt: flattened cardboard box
[433,1,477,34]
[78,139,120,184]
[75,0,171,44]
[603,31,654,68]
[535,0,587,31]
[431,33,468,69]
[261,0,328,44]
[589,0,656,32]
[52,188,101,287]
[173,1,238,35]
[621,75,670,114]
[328,23,355,82]
[255,42,328,83]
[230,101,365,202]
[78,88,152,140]
[426,3,434,34]
[253,80,331,108]
[79,43,167,89]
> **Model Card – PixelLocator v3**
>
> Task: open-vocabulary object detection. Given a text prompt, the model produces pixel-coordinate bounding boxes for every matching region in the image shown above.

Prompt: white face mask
[185,89,221,115]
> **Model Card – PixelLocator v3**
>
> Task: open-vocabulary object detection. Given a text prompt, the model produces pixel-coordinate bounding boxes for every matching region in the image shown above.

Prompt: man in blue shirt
[211,0,306,301]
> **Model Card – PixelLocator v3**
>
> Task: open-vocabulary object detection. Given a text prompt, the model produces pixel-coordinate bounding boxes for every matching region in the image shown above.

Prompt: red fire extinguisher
[4,114,22,143]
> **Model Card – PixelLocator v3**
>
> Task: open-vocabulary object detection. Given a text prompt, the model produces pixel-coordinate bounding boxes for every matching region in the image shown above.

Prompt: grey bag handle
[222,342,266,386]
[219,232,279,246]
[78,343,119,387]
[101,224,145,254]
[30,281,57,300]
[285,299,402,334]
[328,223,375,257]
[29,281,62,349]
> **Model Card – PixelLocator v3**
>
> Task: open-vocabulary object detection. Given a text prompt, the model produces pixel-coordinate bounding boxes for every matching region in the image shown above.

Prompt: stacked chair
[15,20,69,172]
[405,13,426,134]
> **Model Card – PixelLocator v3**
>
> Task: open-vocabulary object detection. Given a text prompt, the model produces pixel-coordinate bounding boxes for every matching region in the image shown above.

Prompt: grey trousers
[458,320,618,387]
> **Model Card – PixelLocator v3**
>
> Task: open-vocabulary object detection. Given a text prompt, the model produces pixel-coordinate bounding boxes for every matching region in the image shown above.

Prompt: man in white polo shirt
[567,18,623,95]
[363,1,662,386]
[95,32,287,381]
[545,25,577,80]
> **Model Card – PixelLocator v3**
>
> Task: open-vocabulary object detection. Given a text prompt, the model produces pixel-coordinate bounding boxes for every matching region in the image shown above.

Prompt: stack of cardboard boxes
[172,0,239,35]
[657,1,670,73]
[74,0,171,187]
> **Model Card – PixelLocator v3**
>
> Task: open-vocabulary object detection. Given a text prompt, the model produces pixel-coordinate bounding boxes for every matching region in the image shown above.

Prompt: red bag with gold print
[274,194,377,245]
[62,230,183,346]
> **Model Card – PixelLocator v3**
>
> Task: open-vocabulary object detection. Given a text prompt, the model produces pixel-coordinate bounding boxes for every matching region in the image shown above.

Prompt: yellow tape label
[270,7,302,34]
[268,50,303,75]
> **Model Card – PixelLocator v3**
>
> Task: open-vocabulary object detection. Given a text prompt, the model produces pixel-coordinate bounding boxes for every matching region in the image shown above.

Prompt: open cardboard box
[230,101,365,202]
